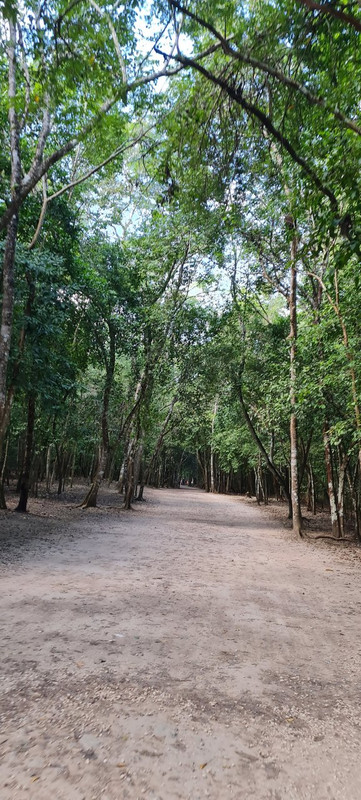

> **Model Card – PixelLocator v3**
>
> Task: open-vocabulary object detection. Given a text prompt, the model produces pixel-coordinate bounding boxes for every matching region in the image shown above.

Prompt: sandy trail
[1,486,361,800]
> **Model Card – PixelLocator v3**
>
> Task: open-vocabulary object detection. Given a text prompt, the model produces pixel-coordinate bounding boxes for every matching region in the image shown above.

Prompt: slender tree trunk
[140,394,178,498]
[346,465,361,541]
[107,453,116,486]
[133,438,144,499]
[15,394,36,513]
[55,444,64,495]
[69,448,76,487]
[0,215,19,456]
[337,448,349,538]
[81,445,107,508]
[117,454,126,493]
[289,230,302,537]
[0,435,9,509]
[323,424,341,538]
[81,330,115,508]
[0,20,22,457]
[87,455,95,484]
[123,438,136,510]
[46,444,53,492]
[136,458,145,501]
[307,463,316,514]
[210,396,218,493]
[196,449,207,490]
[237,382,291,506]
[254,466,261,504]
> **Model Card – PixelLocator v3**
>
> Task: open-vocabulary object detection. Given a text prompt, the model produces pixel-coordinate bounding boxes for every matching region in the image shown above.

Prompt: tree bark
[306,463,316,514]
[337,448,349,538]
[0,20,22,457]
[0,435,9,509]
[323,424,341,538]
[210,396,218,493]
[81,445,107,508]
[289,231,302,537]
[15,394,36,513]
[133,438,144,500]
[123,438,136,510]
[81,326,115,508]
[45,444,53,492]
[237,382,291,505]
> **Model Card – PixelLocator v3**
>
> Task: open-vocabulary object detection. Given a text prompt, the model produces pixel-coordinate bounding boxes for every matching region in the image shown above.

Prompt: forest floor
[1,486,361,800]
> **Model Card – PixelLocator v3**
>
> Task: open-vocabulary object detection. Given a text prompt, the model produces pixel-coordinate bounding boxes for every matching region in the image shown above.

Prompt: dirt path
[1,487,361,800]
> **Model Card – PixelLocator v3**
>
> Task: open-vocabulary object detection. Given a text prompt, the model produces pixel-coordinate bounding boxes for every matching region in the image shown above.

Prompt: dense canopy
[1,0,361,540]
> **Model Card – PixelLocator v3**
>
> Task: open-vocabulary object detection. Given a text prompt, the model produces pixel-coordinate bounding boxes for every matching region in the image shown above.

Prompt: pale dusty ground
[1,486,361,800]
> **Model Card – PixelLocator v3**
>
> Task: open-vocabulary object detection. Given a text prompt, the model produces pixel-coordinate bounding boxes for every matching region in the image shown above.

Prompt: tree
[0,0,185,458]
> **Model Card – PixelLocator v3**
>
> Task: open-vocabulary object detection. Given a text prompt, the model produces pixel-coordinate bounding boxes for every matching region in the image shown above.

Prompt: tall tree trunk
[0,435,9,509]
[196,449,206,489]
[307,463,316,514]
[346,464,361,541]
[81,328,115,508]
[55,444,64,495]
[69,448,76,488]
[289,229,302,537]
[133,438,144,500]
[210,396,218,493]
[46,444,53,492]
[15,394,36,513]
[140,393,178,498]
[123,437,136,510]
[81,445,107,508]
[337,448,348,538]
[323,424,341,538]
[117,454,126,494]
[0,20,22,457]
[237,381,291,506]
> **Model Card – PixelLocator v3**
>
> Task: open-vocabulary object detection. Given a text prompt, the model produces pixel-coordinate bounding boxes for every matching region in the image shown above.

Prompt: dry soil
[1,486,361,800]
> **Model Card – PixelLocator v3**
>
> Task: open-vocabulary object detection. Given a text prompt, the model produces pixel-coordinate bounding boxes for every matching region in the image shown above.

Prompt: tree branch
[296,0,361,33]
[28,175,47,250]
[88,0,127,83]
[47,122,155,202]
[162,49,339,213]
[169,0,361,137]
[17,21,31,132]
[0,62,185,232]
[27,123,155,248]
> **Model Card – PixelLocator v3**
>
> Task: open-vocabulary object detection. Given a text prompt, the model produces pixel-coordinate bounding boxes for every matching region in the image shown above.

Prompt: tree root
[303,532,348,542]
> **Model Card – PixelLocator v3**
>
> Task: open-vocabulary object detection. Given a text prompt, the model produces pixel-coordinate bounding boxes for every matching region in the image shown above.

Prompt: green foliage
[3,0,361,527]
